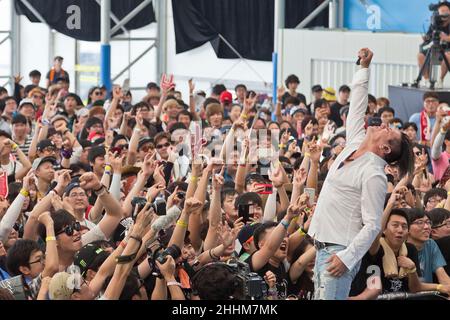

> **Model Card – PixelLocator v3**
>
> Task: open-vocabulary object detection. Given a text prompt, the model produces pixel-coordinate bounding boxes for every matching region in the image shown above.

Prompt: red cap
[220,91,232,103]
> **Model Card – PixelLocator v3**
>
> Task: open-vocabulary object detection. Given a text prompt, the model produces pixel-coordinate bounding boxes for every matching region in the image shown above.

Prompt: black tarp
[15,0,155,41]
[172,0,328,62]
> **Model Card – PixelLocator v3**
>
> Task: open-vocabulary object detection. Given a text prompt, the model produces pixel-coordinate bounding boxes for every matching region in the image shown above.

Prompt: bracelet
[176,220,188,228]
[304,152,311,158]
[291,217,298,223]
[105,165,112,172]
[298,228,306,236]
[20,188,29,197]
[94,185,108,196]
[278,143,286,149]
[12,143,18,151]
[129,235,143,248]
[167,281,182,287]
[437,284,443,292]
[280,220,290,230]
[241,113,248,120]
[104,170,112,176]
[407,267,417,274]
[209,249,219,261]
[46,236,56,242]
[190,176,198,183]
[119,241,127,249]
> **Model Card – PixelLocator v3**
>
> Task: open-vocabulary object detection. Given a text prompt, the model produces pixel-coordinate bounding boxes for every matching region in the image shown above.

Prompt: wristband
[291,217,298,223]
[105,165,112,172]
[304,152,311,158]
[241,113,248,120]
[20,188,30,197]
[437,284,443,292]
[298,228,306,236]
[447,191,450,196]
[46,236,56,242]
[11,143,18,151]
[167,281,182,287]
[407,267,417,274]
[280,220,290,230]
[190,176,198,183]
[61,149,73,159]
[278,144,286,149]
[176,220,188,228]
[119,241,127,249]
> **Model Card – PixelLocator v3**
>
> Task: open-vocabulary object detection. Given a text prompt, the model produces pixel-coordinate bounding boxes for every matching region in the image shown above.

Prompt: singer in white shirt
[308,48,414,300]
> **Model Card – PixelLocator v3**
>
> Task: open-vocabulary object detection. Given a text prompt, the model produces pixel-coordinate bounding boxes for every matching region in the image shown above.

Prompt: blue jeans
[313,245,361,300]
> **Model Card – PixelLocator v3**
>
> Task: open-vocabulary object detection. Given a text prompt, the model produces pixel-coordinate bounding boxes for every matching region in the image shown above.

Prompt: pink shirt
[432,151,450,181]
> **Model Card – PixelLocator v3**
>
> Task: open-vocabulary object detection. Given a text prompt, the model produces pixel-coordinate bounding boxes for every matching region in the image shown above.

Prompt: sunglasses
[117,144,129,150]
[156,142,170,149]
[42,146,56,153]
[140,144,154,153]
[56,222,81,237]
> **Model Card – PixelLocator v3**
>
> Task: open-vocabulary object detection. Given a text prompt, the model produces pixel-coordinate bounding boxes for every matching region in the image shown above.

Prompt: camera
[231,259,268,300]
[155,244,182,264]
[427,2,450,45]
[131,196,167,218]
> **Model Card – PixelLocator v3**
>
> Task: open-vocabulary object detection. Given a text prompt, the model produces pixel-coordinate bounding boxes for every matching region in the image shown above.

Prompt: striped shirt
[16,135,32,157]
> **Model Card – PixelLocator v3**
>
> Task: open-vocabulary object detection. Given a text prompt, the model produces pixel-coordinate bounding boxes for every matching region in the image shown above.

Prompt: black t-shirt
[435,236,450,276]
[245,253,288,299]
[350,242,421,296]
[287,272,314,300]
[281,92,307,106]
[329,101,348,128]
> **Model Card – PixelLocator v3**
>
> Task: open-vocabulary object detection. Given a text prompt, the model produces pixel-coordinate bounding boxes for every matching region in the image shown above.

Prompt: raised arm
[204,167,225,251]
[345,49,373,146]
[37,212,59,278]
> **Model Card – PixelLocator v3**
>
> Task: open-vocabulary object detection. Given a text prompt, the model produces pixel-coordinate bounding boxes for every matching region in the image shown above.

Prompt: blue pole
[272,52,278,121]
[100,44,112,91]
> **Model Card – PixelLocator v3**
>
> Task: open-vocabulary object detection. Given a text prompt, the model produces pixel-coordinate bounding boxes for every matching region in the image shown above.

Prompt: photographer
[418,1,450,88]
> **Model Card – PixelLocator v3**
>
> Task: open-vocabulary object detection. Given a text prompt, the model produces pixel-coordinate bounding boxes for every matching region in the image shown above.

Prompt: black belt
[313,240,341,250]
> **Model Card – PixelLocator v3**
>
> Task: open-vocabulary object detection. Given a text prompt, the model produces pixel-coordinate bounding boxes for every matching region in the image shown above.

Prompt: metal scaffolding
[4,0,164,94]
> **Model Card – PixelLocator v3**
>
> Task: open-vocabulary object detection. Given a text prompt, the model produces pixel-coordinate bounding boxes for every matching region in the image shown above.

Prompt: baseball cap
[322,87,336,102]
[290,106,307,117]
[37,139,56,151]
[48,272,73,300]
[32,156,57,170]
[64,180,81,196]
[18,98,35,110]
[50,114,69,125]
[237,223,261,254]
[220,91,233,104]
[74,243,109,277]
[137,137,154,151]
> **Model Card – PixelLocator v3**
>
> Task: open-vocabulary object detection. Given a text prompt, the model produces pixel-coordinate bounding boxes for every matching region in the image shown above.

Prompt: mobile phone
[304,188,315,206]
[122,78,130,93]
[152,197,167,216]
[238,204,253,223]
[367,116,382,127]
[131,196,147,221]
[110,146,122,156]
[255,183,273,195]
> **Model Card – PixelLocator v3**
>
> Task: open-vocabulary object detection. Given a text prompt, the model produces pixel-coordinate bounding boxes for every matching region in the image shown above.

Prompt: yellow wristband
[304,152,311,158]
[105,165,112,172]
[437,284,443,292]
[407,267,417,274]
[12,143,18,151]
[291,217,298,223]
[298,228,306,236]
[46,236,56,242]
[176,220,188,228]
[241,113,248,119]
[447,191,450,196]
[190,176,198,183]
[20,189,29,197]
[278,144,285,149]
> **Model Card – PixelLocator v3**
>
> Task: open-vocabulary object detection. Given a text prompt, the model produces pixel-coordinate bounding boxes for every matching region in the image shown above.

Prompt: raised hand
[79,172,102,191]
[183,197,203,215]
[112,85,123,100]
[358,48,373,68]
[293,167,307,186]
[110,151,125,174]
[243,92,258,114]
[37,211,54,227]
[188,78,195,94]
[212,166,225,191]
[160,74,175,95]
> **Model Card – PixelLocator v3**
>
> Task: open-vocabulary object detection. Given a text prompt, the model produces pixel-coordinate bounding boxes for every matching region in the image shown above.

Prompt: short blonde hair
[205,103,223,119]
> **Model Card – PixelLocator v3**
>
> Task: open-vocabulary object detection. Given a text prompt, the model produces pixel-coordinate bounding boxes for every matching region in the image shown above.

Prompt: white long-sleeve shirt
[308,68,387,271]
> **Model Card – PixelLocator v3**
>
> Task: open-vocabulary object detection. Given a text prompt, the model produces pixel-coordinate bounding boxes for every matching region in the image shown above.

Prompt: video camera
[429,1,450,32]
[228,258,268,300]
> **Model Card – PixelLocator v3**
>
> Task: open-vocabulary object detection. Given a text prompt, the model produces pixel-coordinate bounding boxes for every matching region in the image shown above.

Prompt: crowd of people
[0,48,449,301]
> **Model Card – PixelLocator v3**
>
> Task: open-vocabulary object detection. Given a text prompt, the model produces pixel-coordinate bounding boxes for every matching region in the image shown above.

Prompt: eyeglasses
[156,142,170,149]
[29,255,45,265]
[432,221,450,229]
[389,222,409,231]
[411,220,432,227]
[425,98,439,104]
[69,192,86,198]
[427,197,443,204]
[42,146,56,153]
[56,222,81,237]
